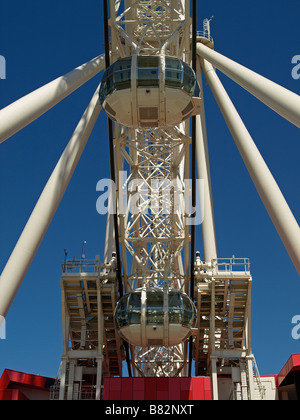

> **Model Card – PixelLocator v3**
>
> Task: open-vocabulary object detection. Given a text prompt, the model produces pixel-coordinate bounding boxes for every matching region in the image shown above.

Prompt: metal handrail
[252,356,266,400]
[62,258,100,273]
[196,30,214,45]
[215,257,251,272]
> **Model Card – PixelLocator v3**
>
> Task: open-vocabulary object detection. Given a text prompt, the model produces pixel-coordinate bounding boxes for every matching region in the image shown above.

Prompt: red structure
[0,369,55,400]
[276,353,300,400]
[103,377,211,400]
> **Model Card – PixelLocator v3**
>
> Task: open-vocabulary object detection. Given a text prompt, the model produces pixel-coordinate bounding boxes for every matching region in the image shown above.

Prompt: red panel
[204,377,211,400]
[168,378,180,400]
[180,377,192,391]
[0,369,52,390]
[192,378,203,400]
[110,377,122,391]
[0,370,10,389]
[109,390,121,400]
[180,378,193,400]
[204,389,211,400]
[102,378,110,400]
[132,390,145,400]
[157,377,169,391]
[157,390,169,400]
[180,390,192,400]
[121,378,133,400]
[0,389,28,400]
[133,377,145,391]
[278,353,300,386]
[12,371,46,388]
[145,378,157,400]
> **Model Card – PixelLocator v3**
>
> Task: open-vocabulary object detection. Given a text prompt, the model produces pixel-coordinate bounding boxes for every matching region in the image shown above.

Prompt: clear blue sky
[0,0,299,379]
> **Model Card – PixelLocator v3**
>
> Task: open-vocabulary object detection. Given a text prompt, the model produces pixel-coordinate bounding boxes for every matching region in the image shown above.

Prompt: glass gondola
[115,288,197,347]
[99,55,201,128]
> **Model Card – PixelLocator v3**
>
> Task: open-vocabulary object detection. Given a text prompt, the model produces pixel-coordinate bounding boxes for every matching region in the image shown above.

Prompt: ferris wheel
[0,1,299,401]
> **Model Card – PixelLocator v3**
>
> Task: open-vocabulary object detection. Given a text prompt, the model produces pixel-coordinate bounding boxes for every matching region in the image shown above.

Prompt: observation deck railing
[62,258,100,274]
[196,30,214,46]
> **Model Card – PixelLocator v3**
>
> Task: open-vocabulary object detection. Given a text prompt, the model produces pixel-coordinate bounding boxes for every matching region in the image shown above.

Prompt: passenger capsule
[99,55,201,128]
[114,288,197,347]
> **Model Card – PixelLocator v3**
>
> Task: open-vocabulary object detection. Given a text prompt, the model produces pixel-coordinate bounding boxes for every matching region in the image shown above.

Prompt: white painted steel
[0,86,102,318]
[109,0,192,377]
[0,54,105,143]
[201,58,300,275]
[195,57,217,261]
[197,43,300,128]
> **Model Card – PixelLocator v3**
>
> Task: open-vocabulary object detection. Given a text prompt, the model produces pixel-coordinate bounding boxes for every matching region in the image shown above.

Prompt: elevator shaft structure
[0,0,299,401]
[107,0,195,378]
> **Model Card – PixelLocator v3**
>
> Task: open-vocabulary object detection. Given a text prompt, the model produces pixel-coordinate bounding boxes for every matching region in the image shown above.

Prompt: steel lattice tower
[0,0,299,401]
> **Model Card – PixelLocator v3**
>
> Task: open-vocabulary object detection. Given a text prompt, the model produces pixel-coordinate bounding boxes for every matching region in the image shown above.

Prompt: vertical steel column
[96,280,104,400]
[210,279,218,400]
[59,358,68,400]
[211,357,219,400]
[246,357,256,400]
[201,58,300,276]
[0,86,102,318]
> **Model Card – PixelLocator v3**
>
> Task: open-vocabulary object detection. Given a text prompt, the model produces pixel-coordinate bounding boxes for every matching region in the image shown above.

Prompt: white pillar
[196,59,218,261]
[0,54,105,143]
[59,358,68,400]
[246,356,256,400]
[211,357,219,400]
[201,58,300,276]
[96,357,103,400]
[197,43,300,128]
[210,279,218,400]
[0,86,102,319]
[96,280,104,400]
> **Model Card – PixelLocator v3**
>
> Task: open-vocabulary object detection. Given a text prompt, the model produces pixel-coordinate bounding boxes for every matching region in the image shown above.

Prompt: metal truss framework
[109,0,193,377]
[0,0,299,401]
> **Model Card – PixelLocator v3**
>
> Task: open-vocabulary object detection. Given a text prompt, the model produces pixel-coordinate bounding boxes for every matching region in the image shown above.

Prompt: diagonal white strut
[195,57,217,262]
[197,43,300,128]
[0,86,102,318]
[0,54,105,143]
[201,58,300,276]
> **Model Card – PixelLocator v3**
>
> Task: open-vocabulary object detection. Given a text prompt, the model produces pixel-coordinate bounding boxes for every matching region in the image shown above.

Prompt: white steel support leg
[0,54,105,143]
[196,59,218,261]
[96,358,103,400]
[96,281,104,400]
[246,278,252,356]
[0,87,102,319]
[211,356,219,401]
[210,279,218,400]
[197,43,300,128]
[246,356,256,400]
[59,358,67,400]
[201,58,300,276]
